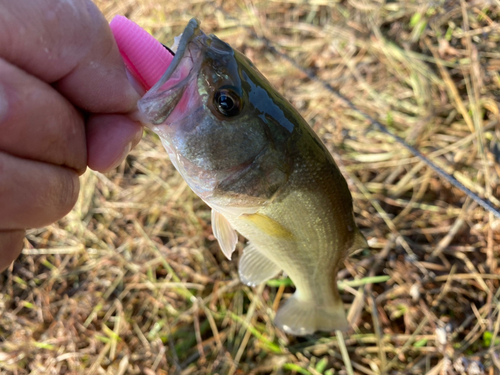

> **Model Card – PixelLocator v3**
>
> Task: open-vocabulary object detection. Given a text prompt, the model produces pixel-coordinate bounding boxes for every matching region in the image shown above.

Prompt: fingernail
[103,141,132,172]
[0,230,25,272]
[129,108,151,128]
[125,68,146,96]
[130,126,143,148]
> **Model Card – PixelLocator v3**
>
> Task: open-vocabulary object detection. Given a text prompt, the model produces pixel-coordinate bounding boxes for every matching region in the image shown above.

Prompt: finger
[0,0,139,113]
[0,152,80,229]
[86,114,143,172]
[0,58,86,173]
[0,230,25,272]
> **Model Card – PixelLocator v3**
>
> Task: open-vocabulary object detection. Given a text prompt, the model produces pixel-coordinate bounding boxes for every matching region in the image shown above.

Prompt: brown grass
[1,0,500,374]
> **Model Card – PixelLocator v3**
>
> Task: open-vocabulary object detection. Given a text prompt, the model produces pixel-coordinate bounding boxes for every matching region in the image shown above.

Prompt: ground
[1,0,500,374]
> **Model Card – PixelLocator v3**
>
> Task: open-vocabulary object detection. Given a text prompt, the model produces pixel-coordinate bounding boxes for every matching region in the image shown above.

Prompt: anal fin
[238,243,281,287]
[211,209,238,260]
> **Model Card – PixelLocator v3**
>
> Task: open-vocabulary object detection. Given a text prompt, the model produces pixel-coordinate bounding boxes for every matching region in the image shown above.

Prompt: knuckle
[46,169,80,220]
[55,170,80,215]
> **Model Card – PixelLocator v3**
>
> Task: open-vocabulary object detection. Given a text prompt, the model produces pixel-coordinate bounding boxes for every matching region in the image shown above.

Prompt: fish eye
[213,87,242,117]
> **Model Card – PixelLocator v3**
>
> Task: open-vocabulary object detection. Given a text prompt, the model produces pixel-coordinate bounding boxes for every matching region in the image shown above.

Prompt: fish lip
[150,18,200,92]
[138,18,203,126]
[138,74,192,126]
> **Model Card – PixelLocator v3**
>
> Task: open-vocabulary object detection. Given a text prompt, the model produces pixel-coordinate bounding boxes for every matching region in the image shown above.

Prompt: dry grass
[2,0,500,374]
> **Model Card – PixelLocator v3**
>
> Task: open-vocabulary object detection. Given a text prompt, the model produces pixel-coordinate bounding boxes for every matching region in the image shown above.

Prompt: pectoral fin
[211,209,238,260]
[347,228,368,255]
[239,243,282,287]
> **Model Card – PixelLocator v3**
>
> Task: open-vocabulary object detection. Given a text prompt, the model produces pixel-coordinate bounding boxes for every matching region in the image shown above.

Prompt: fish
[137,18,367,336]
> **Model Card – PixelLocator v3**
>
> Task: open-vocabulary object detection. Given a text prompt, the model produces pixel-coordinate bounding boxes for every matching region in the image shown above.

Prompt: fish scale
[138,18,367,335]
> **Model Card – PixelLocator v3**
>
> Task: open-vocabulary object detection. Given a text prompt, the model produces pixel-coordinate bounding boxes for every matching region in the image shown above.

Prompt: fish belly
[231,183,354,335]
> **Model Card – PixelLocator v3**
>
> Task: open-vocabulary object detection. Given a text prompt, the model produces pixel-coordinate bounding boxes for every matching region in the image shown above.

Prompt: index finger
[0,0,139,113]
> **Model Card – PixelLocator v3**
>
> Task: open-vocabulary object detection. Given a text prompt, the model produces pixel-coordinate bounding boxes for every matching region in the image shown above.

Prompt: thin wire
[225,13,500,219]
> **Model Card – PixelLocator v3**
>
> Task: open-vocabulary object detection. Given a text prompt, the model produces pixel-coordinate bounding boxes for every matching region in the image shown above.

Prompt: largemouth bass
[138,19,367,335]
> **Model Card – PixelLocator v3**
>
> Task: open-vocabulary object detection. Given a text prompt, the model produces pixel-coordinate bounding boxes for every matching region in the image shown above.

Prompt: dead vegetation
[1,0,500,374]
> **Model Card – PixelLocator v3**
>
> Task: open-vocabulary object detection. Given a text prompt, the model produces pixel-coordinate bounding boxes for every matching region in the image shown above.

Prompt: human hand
[0,0,144,271]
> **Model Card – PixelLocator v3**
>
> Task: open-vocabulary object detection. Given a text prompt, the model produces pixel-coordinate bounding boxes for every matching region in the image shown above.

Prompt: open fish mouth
[138,19,203,127]
[151,19,199,93]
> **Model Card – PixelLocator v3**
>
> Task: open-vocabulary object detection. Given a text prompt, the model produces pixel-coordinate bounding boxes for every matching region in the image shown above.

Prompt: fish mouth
[138,18,203,126]
[152,19,200,92]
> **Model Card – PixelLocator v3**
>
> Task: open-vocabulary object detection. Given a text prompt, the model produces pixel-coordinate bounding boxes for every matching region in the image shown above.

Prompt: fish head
[138,19,295,207]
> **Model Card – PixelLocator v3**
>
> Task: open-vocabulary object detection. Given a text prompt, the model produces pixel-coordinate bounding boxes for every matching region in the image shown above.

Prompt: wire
[228,14,500,220]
